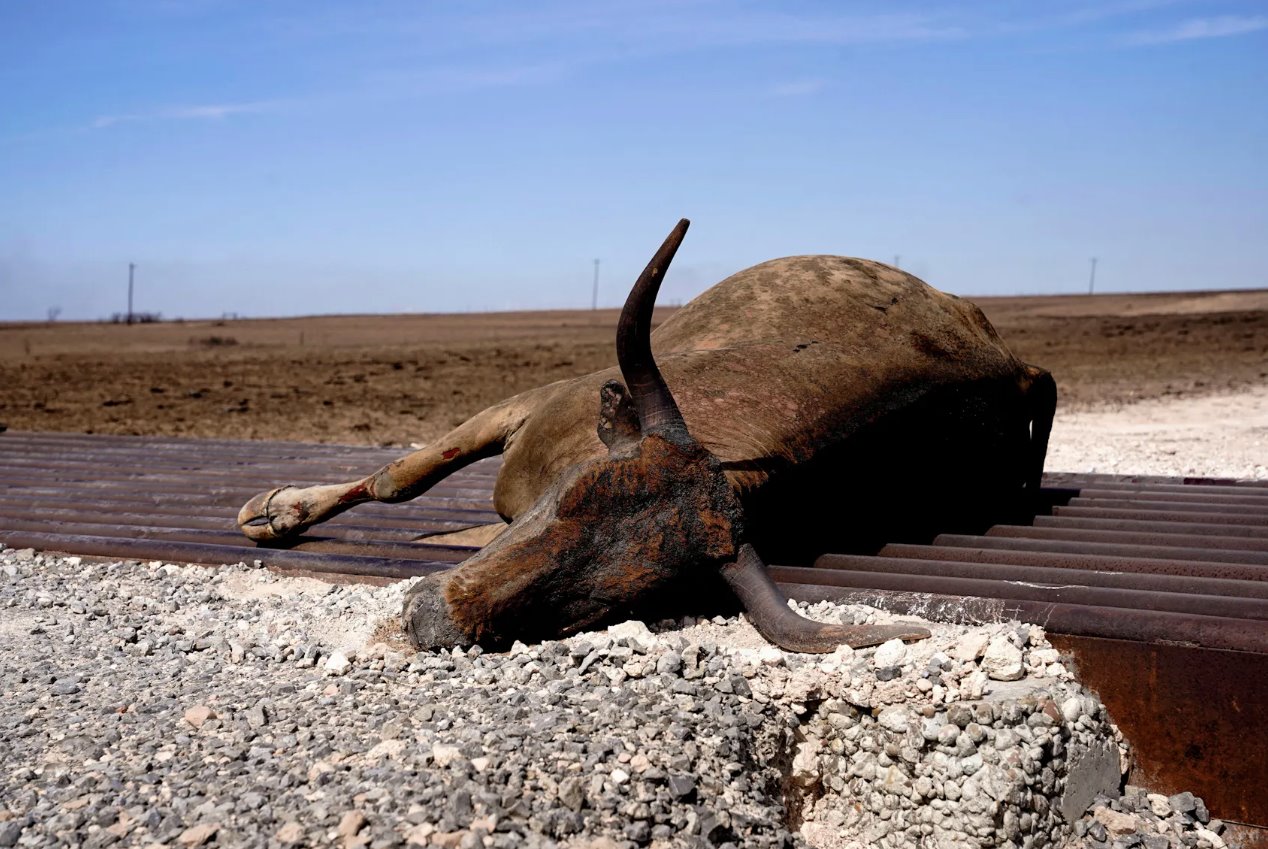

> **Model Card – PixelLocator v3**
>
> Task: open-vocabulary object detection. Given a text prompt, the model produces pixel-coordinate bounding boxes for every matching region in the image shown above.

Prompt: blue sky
[2,1,1266,320]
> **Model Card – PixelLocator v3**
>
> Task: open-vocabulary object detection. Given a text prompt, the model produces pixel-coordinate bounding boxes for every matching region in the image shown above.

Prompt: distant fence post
[127,262,136,324]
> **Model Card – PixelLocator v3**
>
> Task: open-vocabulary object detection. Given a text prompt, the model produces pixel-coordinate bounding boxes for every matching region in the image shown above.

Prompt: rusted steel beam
[0,501,499,534]
[0,479,497,506]
[0,505,487,538]
[0,457,495,486]
[0,486,491,519]
[1070,500,1268,520]
[0,437,500,481]
[770,565,1268,622]
[1054,504,1268,526]
[0,489,494,516]
[987,524,1267,554]
[776,581,1268,657]
[0,517,475,561]
[814,552,1268,600]
[1076,488,1268,506]
[255,538,470,561]
[1045,471,1268,490]
[934,533,1268,566]
[0,453,498,483]
[878,543,1268,583]
[0,481,499,514]
[0,430,409,455]
[0,495,500,525]
[0,434,389,454]
[0,506,499,536]
[0,453,391,470]
[0,432,499,471]
[1047,635,1268,835]
[1032,514,1268,540]
[0,471,496,501]
[0,489,249,509]
[0,530,446,579]
[0,447,389,468]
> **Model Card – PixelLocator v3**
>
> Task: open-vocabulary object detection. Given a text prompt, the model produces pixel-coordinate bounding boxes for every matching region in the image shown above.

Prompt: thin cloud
[766,78,827,98]
[419,61,573,92]
[993,0,1195,33]
[471,6,966,50]
[91,100,283,129]
[1125,14,1268,45]
[268,3,966,53]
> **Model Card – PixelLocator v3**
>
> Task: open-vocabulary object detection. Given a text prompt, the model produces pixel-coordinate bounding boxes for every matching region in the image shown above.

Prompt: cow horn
[616,218,690,436]
[720,545,932,653]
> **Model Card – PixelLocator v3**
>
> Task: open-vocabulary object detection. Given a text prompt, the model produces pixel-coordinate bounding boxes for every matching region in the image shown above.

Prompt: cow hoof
[402,576,472,651]
[237,486,310,541]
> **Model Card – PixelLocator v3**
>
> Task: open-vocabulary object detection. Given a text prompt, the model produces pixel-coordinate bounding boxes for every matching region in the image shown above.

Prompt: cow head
[403,220,930,653]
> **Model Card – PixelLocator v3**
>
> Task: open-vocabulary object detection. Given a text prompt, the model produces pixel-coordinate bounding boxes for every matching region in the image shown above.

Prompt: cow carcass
[239,220,1056,653]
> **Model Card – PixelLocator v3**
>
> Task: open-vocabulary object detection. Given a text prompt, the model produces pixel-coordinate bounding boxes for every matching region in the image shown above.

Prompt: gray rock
[1146,793,1171,818]
[244,704,269,728]
[656,651,683,676]
[324,650,352,675]
[667,774,697,799]
[1168,791,1197,814]
[557,777,585,812]
[0,821,24,848]
[946,704,973,729]
[981,635,1024,681]
[872,638,907,669]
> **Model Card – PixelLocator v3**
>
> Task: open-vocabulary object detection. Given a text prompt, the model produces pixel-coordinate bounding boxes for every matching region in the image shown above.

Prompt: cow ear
[597,380,641,452]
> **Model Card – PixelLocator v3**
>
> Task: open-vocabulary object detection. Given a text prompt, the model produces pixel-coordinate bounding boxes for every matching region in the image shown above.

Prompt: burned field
[2,289,1266,446]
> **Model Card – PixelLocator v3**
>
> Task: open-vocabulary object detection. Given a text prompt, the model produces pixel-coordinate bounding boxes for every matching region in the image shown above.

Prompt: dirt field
[1,289,1265,446]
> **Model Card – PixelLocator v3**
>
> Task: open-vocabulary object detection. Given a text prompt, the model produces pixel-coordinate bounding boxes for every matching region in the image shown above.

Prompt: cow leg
[238,396,529,541]
[1023,365,1057,494]
[414,523,508,547]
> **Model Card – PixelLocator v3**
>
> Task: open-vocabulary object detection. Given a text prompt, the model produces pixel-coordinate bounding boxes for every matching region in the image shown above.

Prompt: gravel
[1068,787,1231,849]
[1046,385,1268,479]
[0,547,1219,849]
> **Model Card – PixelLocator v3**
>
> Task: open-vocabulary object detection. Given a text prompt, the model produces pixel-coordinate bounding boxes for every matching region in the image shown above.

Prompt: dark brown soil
[2,291,1265,446]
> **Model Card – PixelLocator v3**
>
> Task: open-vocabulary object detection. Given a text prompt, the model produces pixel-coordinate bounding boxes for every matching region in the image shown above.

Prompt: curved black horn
[721,545,931,653]
[616,218,690,436]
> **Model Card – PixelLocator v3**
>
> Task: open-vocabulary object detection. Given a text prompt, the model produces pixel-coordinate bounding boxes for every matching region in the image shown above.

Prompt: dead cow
[239,220,1056,653]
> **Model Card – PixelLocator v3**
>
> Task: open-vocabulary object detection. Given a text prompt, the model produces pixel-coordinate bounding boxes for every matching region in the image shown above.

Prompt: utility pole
[127,262,136,324]
[1088,257,1097,296]
[893,255,901,269]
[592,259,600,310]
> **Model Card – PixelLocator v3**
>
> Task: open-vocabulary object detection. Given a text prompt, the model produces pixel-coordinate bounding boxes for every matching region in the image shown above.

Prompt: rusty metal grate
[0,431,501,580]
[2,430,1266,835]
